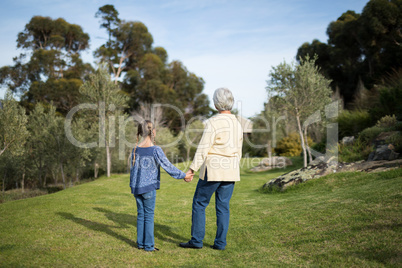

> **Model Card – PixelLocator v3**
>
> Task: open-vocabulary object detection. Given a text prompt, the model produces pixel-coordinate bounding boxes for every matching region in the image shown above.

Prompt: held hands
[184,169,194,182]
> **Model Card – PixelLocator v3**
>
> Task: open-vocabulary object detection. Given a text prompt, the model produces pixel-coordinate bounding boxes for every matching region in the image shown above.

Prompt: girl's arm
[154,147,186,179]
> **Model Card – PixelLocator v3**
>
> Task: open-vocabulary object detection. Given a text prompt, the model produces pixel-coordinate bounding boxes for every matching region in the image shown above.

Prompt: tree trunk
[43,171,47,188]
[304,127,313,164]
[38,168,42,188]
[60,162,66,190]
[75,168,79,183]
[38,155,43,187]
[187,147,191,162]
[21,172,25,193]
[2,170,6,192]
[94,162,99,179]
[106,141,111,177]
[266,140,272,157]
[296,114,307,168]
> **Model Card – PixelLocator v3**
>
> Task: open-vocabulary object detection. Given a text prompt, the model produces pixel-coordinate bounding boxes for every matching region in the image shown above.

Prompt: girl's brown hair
[131,120,156,166]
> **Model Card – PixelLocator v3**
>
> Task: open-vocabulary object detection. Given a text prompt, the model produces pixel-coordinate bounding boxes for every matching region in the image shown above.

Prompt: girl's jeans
[134,190,156,251]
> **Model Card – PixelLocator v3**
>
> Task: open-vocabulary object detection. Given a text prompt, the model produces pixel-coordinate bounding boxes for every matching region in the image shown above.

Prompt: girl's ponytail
[131,120,155,166]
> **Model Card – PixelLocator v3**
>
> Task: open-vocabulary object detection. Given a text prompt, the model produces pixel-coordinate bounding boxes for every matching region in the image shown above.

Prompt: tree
[95,4,121,43]
[296,0,402,107]
[94,20,153,84]
[182,119,205,161]
[250,95,289,157]
[0,16,92,114]
[94,5,212,134]
[0,90,28,157]
[267,56,332,167]
[27,103,53,187]
[79,63,129,177]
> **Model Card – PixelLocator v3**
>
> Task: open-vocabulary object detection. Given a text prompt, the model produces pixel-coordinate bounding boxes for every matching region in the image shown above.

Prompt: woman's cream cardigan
[189,114,243,182]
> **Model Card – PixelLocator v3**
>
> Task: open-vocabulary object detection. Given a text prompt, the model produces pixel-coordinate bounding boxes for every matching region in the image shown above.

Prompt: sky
[0,0,369,118]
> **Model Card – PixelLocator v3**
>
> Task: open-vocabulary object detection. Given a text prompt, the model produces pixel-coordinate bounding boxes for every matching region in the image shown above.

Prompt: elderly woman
[180,87,243,250]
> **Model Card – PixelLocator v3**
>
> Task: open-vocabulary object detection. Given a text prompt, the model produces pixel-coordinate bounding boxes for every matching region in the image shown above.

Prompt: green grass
[0,157,401,267]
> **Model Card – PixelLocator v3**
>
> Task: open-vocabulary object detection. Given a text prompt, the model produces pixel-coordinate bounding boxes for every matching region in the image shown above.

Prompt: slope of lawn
[0,157,401,267]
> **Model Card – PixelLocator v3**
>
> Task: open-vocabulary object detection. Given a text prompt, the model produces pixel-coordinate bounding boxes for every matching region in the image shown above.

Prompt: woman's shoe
[210,245,225,250]
[179,242,202,249]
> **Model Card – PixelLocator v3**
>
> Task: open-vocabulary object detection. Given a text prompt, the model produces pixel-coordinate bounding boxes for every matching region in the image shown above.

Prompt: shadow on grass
[57,207,187,247]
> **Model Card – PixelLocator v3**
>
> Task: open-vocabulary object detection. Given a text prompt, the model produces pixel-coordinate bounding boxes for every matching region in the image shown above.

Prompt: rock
[342,136,355,145]
[368,144,400,161]
[250,157,293,172]
[263,159,402,191]
[367,131,401,161]
[309,156,325,166]
[263,161,339,190]
[339,159,402,172]
[309,156,338,166]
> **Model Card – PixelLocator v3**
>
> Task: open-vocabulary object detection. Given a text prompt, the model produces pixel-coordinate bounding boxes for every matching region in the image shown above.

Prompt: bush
[155,127,180,161]
[358,126,384,143]
[368,69,402,121]
[311,139,326,154]
[386,132,402,153]
[375,115,397,128]
[338,139,373,163]
[275,132,313,157]
[337,110,373,139]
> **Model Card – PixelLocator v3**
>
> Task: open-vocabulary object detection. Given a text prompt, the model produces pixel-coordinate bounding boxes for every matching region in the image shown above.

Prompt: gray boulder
[263,159,402,190]
[368,144,400,161]
[342,136,355,145]
[263,161,339,189]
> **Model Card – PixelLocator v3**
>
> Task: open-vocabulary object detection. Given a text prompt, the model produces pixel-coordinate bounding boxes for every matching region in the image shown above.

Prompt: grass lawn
[0,157,401,267]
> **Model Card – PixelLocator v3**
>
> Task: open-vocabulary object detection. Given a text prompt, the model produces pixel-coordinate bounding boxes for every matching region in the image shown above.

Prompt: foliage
[267,55,332,166]
[181,119,204,161]
[95,5,121,42]
[155,127,180,162]
[275,133,313,157]
[249,96,288,157]
[375,114,398,128]
[336,110,373,138]
[0,4,214,192]
[0,188,48,203]
[368,69,402,121]
[0,90,28,157]
[358,126,385,143]
[94,5,211,133]
[79,63,129,177]
[297,0,402,106]
[386,132,402,152]
[0,16,93,114]
[338,139,373,163]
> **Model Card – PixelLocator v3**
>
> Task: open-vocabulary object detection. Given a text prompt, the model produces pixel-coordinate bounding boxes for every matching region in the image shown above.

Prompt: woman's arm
[154,147,186,179]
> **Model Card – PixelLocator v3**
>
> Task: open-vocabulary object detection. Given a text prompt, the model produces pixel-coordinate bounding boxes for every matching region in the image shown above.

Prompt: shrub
[375,115,397,128]
[337,110,373,139]
[368,69,402,121]
[358,126,384,143]
[275,132,313,157]
[311,139,326,154]
[155,127,180,161]
[338,139,373,163]
[386,132,402,153]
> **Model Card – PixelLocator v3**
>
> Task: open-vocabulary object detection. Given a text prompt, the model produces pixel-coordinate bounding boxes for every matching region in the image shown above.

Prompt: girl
[130,120,192,252]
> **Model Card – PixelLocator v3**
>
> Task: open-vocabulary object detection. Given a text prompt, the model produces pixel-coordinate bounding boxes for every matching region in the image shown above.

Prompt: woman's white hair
[213,87,234,111]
